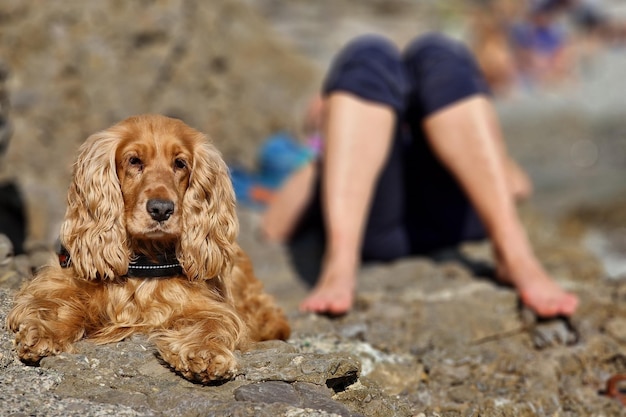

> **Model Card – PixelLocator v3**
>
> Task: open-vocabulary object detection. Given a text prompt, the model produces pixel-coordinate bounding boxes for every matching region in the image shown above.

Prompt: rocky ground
[2,1,626,416]
[3,203,626,416]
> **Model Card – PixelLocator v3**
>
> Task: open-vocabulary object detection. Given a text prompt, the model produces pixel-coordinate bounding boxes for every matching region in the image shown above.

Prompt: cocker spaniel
[7,114,290,382]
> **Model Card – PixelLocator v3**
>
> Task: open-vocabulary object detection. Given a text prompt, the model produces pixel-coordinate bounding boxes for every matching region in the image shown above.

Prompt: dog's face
[115,122,194,242]
[60,114,238,281]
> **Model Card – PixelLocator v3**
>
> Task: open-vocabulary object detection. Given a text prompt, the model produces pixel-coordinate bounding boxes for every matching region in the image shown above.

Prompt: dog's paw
[159,343,238,383]
[14,323,68,364]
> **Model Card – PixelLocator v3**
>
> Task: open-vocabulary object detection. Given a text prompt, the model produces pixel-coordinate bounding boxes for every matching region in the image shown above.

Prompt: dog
[6,114,290,382]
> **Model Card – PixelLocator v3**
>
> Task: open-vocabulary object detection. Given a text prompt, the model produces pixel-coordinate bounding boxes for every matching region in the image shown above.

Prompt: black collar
[58,245,183,278]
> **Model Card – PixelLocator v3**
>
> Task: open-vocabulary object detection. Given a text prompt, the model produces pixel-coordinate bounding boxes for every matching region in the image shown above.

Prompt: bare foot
[497,255,579,318]
[299,260,356,316]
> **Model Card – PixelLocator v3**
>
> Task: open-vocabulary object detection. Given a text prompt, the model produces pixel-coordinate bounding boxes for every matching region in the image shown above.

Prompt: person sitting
[261,32,579,318]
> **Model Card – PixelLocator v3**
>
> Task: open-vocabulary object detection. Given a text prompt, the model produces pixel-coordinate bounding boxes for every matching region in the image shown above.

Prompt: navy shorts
[292,33,491,263]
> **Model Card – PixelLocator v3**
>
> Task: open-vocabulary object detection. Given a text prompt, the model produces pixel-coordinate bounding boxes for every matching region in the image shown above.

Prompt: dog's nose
[146,199,174,222]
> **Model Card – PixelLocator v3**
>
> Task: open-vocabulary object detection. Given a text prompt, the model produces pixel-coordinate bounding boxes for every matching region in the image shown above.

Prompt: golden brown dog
[6,114,290,382]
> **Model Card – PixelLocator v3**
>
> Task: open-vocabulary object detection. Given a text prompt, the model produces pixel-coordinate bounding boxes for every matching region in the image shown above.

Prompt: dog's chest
[103,278,187,326]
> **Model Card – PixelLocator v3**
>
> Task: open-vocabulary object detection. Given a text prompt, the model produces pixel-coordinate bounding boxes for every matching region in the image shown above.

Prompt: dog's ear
[178,137,238,282]
[60,129,130,280]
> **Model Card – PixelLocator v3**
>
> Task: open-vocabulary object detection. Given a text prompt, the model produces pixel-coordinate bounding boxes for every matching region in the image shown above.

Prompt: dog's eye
[174,158,187,170]
[129,156,143,167]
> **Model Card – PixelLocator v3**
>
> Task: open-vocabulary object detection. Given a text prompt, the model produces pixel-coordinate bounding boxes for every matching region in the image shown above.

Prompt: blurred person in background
[470,0,577,93]
[509,0,576,88]
[570,0,626,49]
[261,32,578,319]
[470,0,626,94]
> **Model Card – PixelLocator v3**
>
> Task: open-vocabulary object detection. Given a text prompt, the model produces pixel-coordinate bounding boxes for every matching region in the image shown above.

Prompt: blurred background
[0,0,625,278]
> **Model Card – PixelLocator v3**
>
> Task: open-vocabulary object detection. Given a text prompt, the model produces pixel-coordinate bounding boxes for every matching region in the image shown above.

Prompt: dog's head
[60,114,238,281]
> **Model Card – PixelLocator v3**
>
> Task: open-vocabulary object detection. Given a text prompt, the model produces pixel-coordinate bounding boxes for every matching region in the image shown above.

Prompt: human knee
[338,34,401,66]
[403,32,490,108]
[323,34,407,112]
[404,32,477,70]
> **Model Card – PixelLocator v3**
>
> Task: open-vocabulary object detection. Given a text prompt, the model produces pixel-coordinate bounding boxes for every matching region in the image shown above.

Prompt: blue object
[229,133,315,208]
[257,132,315,189]
[229,165,260,208]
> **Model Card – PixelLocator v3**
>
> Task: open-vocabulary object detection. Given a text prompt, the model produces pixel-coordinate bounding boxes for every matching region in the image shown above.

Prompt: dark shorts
[292,33,491,264]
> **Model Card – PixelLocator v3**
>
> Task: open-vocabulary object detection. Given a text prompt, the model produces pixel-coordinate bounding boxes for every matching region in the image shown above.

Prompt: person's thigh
[301,35,413,262]
[360,126,411,261]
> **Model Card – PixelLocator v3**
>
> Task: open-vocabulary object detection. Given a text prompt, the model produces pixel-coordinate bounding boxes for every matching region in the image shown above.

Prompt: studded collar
[58,245,183,278]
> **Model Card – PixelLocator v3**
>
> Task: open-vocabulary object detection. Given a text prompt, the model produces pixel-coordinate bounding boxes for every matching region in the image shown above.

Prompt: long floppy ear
[178,137,238,282]
[59,129,130,280]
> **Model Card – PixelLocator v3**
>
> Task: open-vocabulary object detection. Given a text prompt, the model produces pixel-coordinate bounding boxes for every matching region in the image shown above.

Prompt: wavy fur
[179,139,238,283]
[61,130,130,280]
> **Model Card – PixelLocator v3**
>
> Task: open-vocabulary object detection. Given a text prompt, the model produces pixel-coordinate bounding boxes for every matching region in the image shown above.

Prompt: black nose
[146,199,174,222]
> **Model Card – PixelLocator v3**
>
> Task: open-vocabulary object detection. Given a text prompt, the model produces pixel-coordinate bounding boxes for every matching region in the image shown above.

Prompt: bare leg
[423,95,578,317]
[479,96,533,201]
[261,95,325,243]
[506,157,533,202]
[299,92,395,314]
[261,161,317,244]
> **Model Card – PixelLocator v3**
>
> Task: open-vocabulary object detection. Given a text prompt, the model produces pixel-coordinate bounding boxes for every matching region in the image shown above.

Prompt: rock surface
[2,205,626,416]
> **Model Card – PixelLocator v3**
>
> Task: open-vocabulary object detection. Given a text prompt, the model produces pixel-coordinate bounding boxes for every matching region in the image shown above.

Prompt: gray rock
[532,318,579,349]
[234,381,357,416]
[240,349,360,388]
[235,381,303,405]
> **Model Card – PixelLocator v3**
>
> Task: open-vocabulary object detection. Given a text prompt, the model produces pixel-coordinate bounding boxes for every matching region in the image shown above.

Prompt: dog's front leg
[6,267,89,363]
[151,304,247,383]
